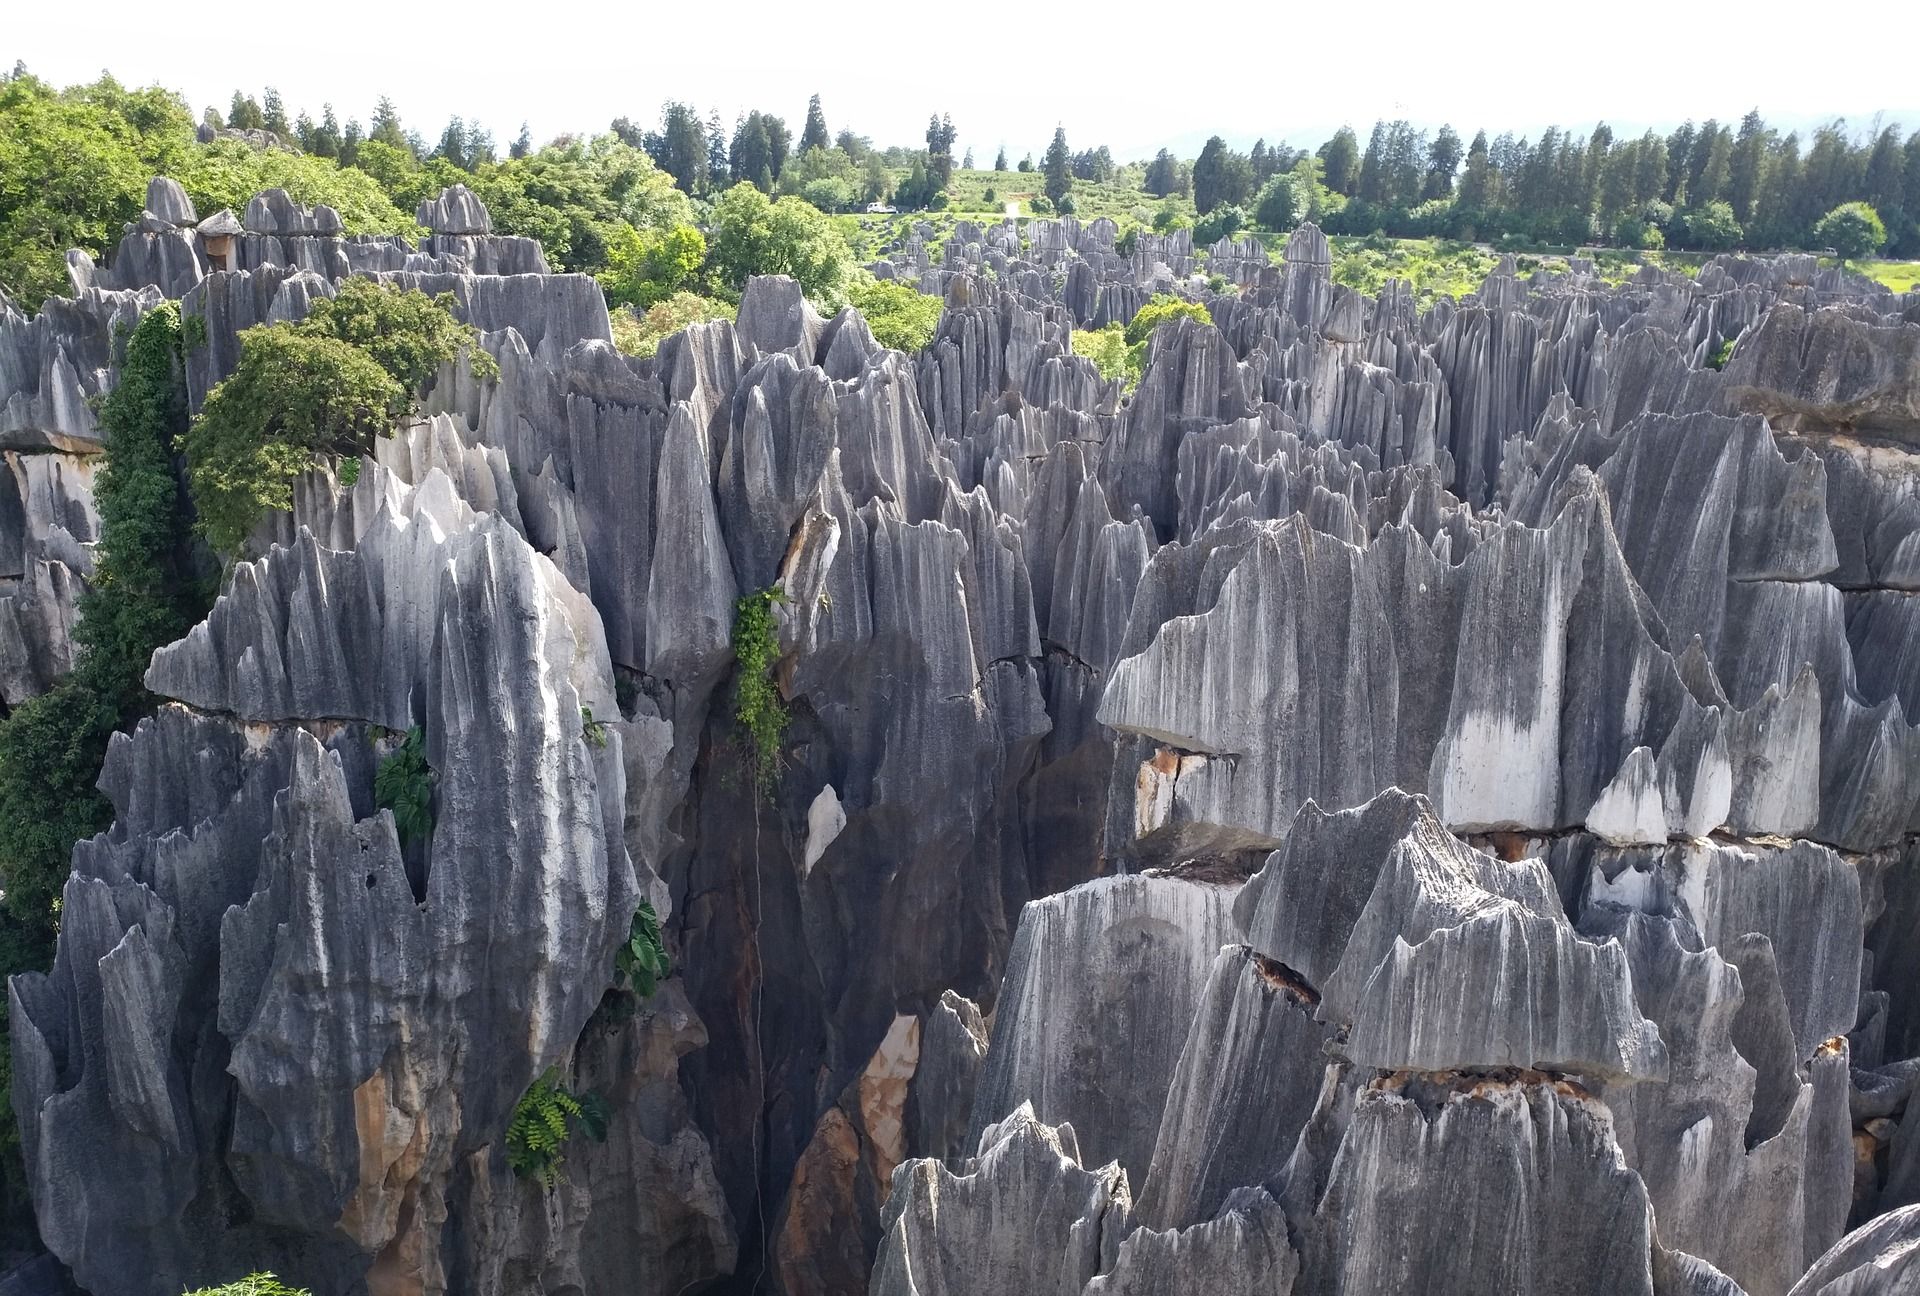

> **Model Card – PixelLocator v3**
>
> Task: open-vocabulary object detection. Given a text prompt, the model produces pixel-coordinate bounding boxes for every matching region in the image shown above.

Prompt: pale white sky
[10,1,1918,162]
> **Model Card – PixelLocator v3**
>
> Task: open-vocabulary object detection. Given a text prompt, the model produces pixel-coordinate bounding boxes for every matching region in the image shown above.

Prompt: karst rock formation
[2,182,1919,1295]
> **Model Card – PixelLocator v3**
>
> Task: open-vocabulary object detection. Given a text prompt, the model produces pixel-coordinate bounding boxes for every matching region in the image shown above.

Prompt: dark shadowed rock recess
[4,184,1919,1295]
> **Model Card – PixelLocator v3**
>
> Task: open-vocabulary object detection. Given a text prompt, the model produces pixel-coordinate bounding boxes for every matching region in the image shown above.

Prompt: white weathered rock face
[7,183,1920,1296]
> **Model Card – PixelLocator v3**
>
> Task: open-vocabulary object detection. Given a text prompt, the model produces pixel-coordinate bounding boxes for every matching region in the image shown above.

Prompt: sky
[9,0,1920,162]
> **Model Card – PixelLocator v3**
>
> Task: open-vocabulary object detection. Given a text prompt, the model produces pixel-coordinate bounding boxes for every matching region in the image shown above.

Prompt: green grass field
[1840,259,1920,293]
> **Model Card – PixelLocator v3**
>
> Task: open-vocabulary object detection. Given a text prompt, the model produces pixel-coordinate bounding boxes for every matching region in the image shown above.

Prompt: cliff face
[4,188,1920,1296]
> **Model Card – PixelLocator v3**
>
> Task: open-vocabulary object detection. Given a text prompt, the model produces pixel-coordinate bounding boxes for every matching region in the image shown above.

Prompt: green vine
[505,1068,608,1187]
[731,587,789,795]
[373,726,433,844]
[580,706,608,749]
[614,900,668,997]
[337,456,362,488]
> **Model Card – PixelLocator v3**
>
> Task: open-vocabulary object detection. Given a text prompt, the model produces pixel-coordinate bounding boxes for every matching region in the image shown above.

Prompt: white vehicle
[865,202,898,214]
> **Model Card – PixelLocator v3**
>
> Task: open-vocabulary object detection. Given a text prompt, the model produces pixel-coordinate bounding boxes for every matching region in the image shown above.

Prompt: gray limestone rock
[1135,946,1333,1230]
[1294,1075,1666,1296]
[968,875,1239,1184]
[144,177,196,228]
[1787,1204,1920,1295]
[871,1104,1129,1296]
[417,184,494,236]
[1083,1187,1298,1295]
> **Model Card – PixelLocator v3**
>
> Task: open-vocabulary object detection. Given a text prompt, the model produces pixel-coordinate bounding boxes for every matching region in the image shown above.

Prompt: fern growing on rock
[373,726,433,844]
[506,1068,608,1188]
[614,900,668,998]
[731,587,789,795]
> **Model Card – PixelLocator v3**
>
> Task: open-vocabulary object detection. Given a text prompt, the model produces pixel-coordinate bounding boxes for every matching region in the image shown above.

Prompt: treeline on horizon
[3,61,1918,315]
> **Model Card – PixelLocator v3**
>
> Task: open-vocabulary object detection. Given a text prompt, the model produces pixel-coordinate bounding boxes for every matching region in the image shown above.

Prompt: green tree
[228,91,262,131]
[1811,201,1887,259]
[1042,126,1073,208]
[1318,126,1360,195]
[649,101,707,194]
[261,87,289,136]
[1144,149,1184,198]
[1193,203,1246,244]
[730,112,777,192]
[1192,137,1251,213]
[704,182,853,305]
[598,222,705,307]
[186,327,401,553]
[178,138,415,237]
[993,145,1007,171]
[298,277,493,395]
[800,94,830,154]
[185,280,490,552]
[0,74,195,304]
[848,272,942,352]
[1425,125,1463,198]
[925,113,956,193]
[370,96,407,149]
[1253,174,1299,231]
[1675,199,1742,251]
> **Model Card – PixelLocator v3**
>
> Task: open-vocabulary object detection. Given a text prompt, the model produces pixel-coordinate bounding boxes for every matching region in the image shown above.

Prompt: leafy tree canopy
[1812,201,1887,259]
[704,182,852,306]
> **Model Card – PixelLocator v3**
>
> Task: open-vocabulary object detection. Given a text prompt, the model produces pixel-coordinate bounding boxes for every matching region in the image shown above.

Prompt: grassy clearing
[1838,259,1920,293]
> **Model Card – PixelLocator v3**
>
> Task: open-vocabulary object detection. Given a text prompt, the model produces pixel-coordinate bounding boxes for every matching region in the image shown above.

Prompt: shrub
[982,187,996,205]
[1151,198,1189,233]
[847,272,943,353]
[927,190,950,211]
[1054,193,1075,215]
[183,1275,312,1296]
[609,292,736,360]
[1124,293,1213,349]
[580,706,608,749]
[613,899,669,997]
[1072,323,1131,387]
[506,1068,608,1187]
[373,726,433,844]
[597,222,705,308]
[731,588,788,795]
[1193,204,1246,245]
[1674,201,1742,252]
[297,278,494,395]
[1028,196,1053,215]
[1812,202,1887,260]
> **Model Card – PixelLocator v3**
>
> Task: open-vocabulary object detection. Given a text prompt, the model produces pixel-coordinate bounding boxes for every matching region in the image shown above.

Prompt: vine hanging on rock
[731,587,790,795]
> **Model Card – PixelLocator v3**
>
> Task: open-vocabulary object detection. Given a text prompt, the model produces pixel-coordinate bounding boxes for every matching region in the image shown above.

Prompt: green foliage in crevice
[373,726,432,844]
[0,300,206,1248]
[614,900,668,998]
[730,587,789,795]
[183,1275,312,1296]
[506,1068,609,1188]
[580,706,608,749]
